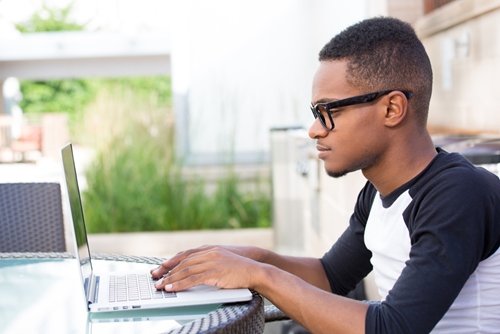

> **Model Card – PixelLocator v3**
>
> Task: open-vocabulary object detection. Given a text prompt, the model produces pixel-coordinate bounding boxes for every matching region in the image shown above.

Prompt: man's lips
[316,144,330,152]
[316,143,331,159]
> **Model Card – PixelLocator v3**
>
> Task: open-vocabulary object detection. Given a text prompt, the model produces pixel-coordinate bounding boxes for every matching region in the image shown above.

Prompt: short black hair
[319,17,433,127]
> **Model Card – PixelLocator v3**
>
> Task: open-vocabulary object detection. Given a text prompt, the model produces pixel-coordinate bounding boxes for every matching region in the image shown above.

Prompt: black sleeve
[320,181,375,296]
[366,166,500,333]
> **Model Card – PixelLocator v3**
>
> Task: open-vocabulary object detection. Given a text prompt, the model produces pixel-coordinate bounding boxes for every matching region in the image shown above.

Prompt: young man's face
[308,60,388,178]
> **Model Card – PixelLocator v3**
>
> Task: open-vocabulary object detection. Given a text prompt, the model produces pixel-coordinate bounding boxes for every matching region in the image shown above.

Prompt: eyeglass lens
[312,105,333,130]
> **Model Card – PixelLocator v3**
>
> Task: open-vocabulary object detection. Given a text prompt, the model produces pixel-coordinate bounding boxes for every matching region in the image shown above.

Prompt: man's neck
[363,132,438,197]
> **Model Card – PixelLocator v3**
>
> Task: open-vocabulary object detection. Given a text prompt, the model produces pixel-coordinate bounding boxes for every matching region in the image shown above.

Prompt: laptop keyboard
[108,274,177,303]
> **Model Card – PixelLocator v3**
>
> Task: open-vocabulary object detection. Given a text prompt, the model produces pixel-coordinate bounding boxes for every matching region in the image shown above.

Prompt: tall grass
[78,77,271,233]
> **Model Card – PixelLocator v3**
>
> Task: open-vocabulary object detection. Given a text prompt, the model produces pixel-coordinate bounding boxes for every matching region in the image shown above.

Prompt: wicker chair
[0,182,66,252]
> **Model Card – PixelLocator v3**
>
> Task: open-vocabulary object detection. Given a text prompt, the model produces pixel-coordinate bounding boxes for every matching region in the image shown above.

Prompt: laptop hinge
[87,273,99,305]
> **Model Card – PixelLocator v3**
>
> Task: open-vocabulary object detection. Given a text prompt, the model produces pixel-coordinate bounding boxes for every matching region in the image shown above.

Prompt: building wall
[415,0,500,133]
[170,0,367,165]
[367,0,424,24]
[387,0,424,24]
[315,162,381,300]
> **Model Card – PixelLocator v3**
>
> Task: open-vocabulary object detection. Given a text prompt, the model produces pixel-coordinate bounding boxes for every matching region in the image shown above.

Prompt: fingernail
[165,284,173,291]
[155,278,164,287]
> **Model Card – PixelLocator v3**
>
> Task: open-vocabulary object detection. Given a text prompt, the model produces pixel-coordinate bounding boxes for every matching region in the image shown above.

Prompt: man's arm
[153,247,368,334]
[251,248,334,292]
[258,260,369,333]
[150,215,374,334]
[152,181,375,295]
[151,245,332,292]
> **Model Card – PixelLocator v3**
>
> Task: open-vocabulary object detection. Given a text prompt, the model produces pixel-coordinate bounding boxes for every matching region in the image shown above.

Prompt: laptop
[61,143,253,313]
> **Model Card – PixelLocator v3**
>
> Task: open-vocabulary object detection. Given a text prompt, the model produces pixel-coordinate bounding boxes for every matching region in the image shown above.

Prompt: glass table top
[0,257,221,334]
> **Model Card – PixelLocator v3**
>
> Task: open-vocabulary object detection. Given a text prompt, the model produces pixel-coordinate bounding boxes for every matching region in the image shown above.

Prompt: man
[152,17,500,333]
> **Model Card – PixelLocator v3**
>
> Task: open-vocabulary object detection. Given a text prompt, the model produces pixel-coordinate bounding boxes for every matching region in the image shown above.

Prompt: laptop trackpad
[185,285,219,293]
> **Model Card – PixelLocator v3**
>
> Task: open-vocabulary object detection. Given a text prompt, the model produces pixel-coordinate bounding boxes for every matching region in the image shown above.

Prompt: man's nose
[308,118,328,139]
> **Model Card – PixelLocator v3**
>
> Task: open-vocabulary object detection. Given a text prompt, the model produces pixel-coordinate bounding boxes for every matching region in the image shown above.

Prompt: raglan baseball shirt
[320,149,500,333]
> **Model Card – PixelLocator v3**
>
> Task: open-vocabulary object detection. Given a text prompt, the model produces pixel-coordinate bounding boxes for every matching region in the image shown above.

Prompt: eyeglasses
[310,90,413,131]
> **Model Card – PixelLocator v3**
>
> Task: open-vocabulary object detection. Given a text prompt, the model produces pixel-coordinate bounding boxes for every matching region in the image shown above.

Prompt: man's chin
[323,155,374,179]
[326,169,349,178]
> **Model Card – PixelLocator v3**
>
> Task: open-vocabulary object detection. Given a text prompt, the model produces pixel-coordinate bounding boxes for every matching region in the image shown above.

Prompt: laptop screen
[61,143,93,293]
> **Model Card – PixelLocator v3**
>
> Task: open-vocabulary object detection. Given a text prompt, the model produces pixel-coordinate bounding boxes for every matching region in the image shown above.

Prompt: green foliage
[80,78,270,233]
[91,77,172,108]
[15,2,84,33]
[83,137,174,232]
[16,2,93,119]
[83,139,271,233]
[19,79,97,115]
[14,2,271,232]
[70,76,171,146]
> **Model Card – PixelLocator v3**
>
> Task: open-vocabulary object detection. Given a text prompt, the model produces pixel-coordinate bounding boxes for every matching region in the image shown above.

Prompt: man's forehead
[311,60,358,103]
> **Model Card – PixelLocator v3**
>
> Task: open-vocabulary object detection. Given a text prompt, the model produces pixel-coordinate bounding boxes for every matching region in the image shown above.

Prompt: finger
[152,247,225,280]
[150,249,197,277]
[163,273,211,292]
[150,261,175,277]
[154,260,210,290]
[150,264,169,277]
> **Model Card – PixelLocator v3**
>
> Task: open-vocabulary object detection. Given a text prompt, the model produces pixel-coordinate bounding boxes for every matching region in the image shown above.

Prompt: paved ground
[0,144,93,184]
[0,155,64,183]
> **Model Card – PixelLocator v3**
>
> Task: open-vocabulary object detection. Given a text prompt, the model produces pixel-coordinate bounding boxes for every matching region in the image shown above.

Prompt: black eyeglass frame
[310,90,413,131]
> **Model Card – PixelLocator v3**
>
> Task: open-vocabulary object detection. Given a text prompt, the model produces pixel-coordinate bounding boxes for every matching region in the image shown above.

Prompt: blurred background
[1,0,500,308]
[0,0,368,237]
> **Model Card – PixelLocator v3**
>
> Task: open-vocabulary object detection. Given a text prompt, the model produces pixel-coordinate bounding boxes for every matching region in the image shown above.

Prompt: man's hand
[150,245,262,279]
[149,245,367,333]
[151,246,266,292]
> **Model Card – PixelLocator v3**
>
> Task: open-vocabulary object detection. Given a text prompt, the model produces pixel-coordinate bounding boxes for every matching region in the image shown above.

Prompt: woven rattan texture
[0,183,66,252]
[0,252,267,333]
[263,305,289,322]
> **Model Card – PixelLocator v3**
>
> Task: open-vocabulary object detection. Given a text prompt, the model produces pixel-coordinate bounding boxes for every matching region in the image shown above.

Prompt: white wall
[1,0,367,164]
[170,0,367,165]
[415,0,500,133]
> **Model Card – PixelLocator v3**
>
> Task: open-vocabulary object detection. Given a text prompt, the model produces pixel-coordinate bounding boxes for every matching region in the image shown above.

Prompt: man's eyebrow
[312,97,340,105]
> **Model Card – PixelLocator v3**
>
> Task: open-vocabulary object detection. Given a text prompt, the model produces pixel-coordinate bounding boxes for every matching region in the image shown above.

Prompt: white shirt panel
[431,246,500,333]
[364,190,412,300]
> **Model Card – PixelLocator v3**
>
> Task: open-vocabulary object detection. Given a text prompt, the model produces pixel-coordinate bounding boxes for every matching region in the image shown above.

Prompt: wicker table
[0,252,275,334]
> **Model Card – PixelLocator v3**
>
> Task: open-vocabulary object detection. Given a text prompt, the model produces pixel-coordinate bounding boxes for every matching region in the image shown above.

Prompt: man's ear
[384,91,409,128]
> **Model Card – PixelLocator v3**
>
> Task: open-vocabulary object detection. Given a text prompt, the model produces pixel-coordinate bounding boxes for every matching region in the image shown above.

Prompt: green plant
[16,2,97,125]
[84,145,271,233]
[71,76,172,146]
[15,2,84,33]
[155,168,271,231]
[80,78,270,232]
[13,2,272,232]
[19,79,97,115]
